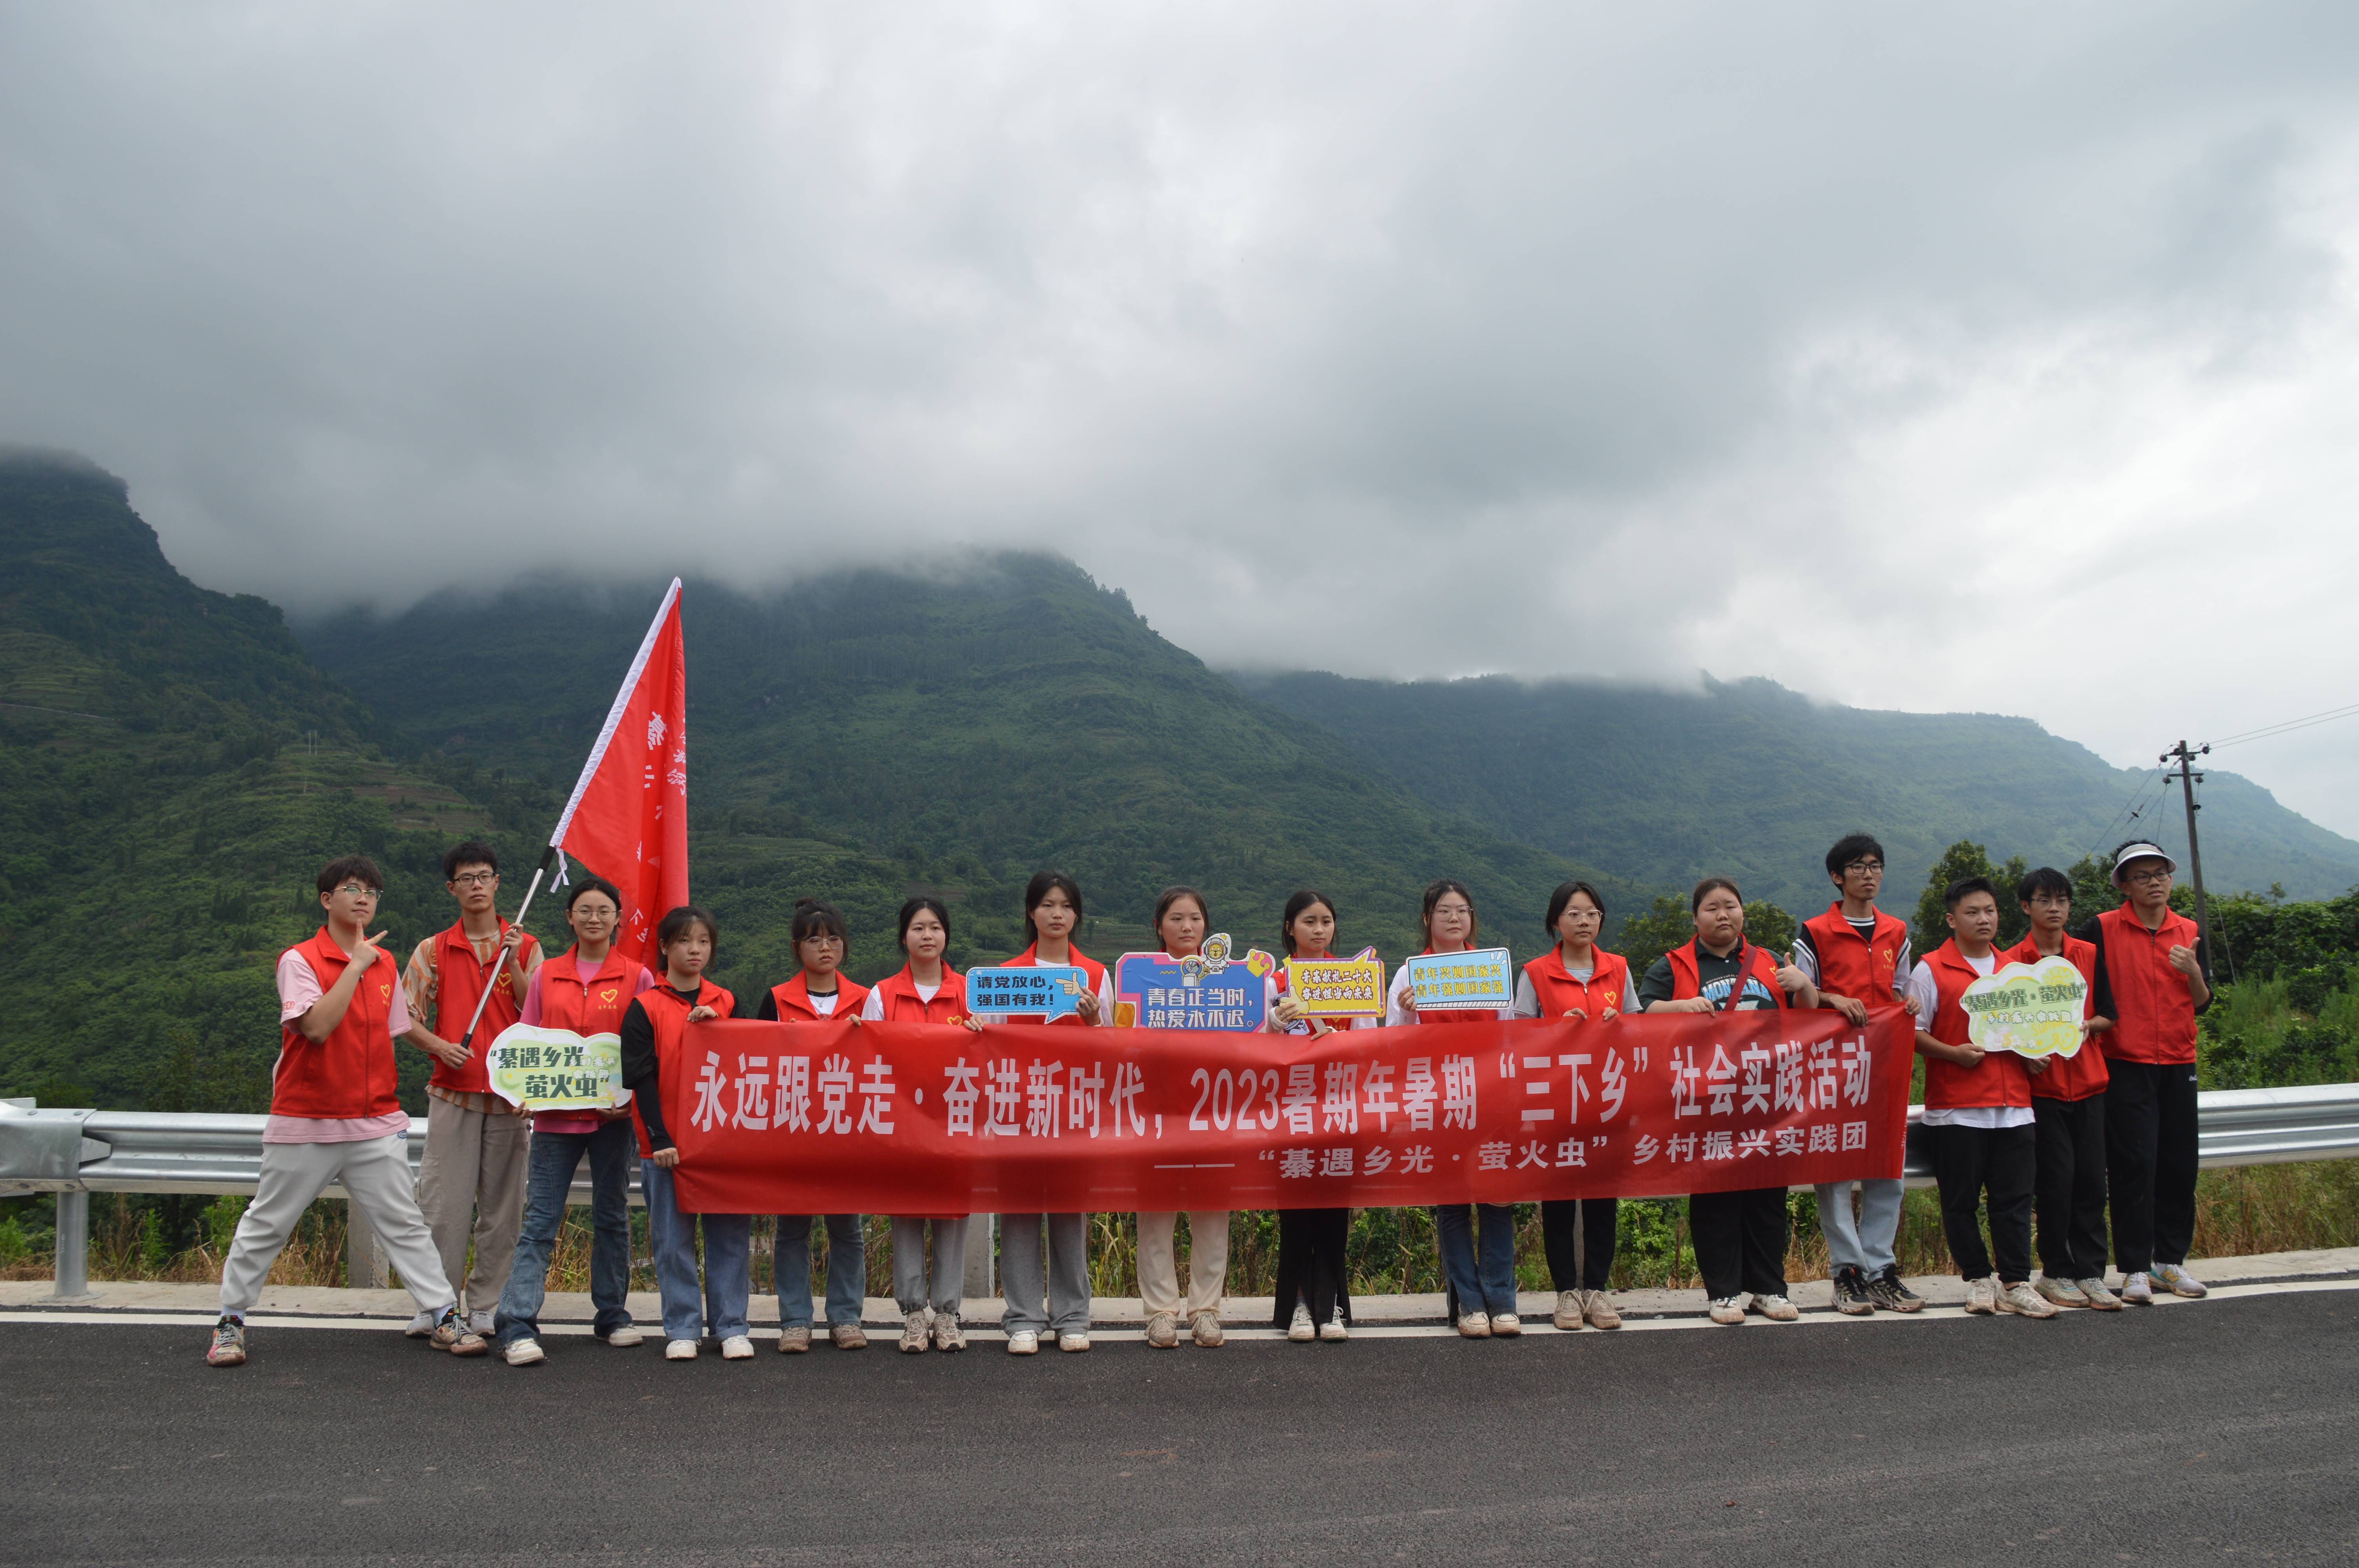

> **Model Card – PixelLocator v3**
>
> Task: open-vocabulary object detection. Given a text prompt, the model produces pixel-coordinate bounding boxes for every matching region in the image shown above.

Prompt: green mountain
[1229,671,2359,917]
[298,564,1632,992]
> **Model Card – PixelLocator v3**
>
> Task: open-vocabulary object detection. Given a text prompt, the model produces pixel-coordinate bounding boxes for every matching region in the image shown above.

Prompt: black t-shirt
[1637,945,1789,1011]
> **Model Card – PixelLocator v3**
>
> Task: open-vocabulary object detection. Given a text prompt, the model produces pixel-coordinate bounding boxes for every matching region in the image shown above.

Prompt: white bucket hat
[2110,841,2177,883]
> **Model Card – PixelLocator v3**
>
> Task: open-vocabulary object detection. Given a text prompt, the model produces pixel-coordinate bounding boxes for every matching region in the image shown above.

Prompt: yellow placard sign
[1959,956,2088,1059]
[1284,956,1389,1018]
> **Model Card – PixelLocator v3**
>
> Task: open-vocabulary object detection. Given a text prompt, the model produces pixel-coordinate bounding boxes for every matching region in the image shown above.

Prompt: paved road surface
[2,1292,2352,1565]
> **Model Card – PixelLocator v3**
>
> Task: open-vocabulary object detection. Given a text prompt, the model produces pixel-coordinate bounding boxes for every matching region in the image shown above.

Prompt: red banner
[667,1009,1914,1214]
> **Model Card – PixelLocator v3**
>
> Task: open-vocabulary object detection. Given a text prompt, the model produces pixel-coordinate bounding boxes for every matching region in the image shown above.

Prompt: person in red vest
[1270,887,1378,1345]
[753,897,871,1354]
[1639,877,1817,1326]
[1387,879,1523,1339]
[1910,876,2058,1319]
[622,906,751,1361]
[2006,866,2120,1310]
[2077,840,2213,1304]
[987,871,1112,1356]
[493,876,656,1367]
[208,856,480,1368]
[865,897,978,1352]
[399,840,543,1341]
[1516,880,1635,1333]
[1793,834,1924,1316]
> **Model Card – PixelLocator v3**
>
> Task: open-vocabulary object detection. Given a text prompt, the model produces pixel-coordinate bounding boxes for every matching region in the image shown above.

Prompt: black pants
[1540,1198,1618,1291]
[2032,1094,2109,1279]
[1272,1208,1352,1327]
[1688,1187,1786,1299]
[2104,1060,2199,1273]
[1929,1122,2036,1283]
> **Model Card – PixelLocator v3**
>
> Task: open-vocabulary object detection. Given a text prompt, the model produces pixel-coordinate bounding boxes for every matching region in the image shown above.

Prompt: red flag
[551,579,687,969]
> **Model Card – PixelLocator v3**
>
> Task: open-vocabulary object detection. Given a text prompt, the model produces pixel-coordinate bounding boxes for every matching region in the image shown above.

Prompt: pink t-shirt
[520,954,656,1134]
[267,942,416,1145]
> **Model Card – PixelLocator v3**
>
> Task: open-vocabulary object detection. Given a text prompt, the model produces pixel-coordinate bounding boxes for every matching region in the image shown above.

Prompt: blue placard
[1401,946,1515,1011]
[965,964,1088,1021]
[1113,946,1271,1032]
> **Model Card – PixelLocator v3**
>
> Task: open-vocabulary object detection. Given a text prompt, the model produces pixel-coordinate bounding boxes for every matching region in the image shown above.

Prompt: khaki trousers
[415,1096,532,1316]
[1137,1210,1228,1317]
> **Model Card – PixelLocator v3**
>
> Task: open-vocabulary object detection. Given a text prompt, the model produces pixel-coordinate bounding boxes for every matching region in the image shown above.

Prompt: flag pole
[455,579,683,1055]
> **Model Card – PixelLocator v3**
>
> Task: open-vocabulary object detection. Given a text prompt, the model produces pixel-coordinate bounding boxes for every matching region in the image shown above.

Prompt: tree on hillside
[1914,840,2031,959]
[1616,893,1798,983]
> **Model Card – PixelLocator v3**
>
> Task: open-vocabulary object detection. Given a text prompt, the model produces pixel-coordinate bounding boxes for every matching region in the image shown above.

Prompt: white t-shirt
[1908,950,2034,1129]
[860,980,942,1022]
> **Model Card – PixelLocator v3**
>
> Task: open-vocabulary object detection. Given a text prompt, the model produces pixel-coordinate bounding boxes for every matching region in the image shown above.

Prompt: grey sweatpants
[1814,1177,1905,1275]
[221,1134,454,1318]
[891,1216,969,1320]
[1000,1212,1090,1334]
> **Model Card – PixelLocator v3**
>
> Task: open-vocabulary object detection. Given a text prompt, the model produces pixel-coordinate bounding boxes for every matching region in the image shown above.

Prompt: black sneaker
[1870,1264,1925,1314]
[1832,1264,1877,1315]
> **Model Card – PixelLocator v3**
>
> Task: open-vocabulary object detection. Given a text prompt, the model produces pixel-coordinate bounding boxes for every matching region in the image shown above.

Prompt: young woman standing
[1134,885,1234,1350]
[991,870,1113,1356]
[1515,880,1636,1332]
[1387,878,1523,1338]
[1268,889,1374,1345]
[622,906,751,1360]
[864,897,976,1353]
[755,898,872,1354]
[1638,877,1819,1326]
[494,877,655,1367]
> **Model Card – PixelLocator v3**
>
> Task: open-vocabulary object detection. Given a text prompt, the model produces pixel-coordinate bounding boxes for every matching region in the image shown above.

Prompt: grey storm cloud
[4,2,2358,831]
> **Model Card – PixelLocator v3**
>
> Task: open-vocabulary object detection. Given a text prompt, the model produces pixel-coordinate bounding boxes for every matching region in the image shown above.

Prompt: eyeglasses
[450,871,496,887]
[1843,860,1884,874]
[334,884,381,900]
[2123,866,2173,886]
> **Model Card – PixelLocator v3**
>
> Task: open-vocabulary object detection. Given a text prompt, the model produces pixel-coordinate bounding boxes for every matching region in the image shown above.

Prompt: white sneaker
[1145,1311,1180,1349]
[1748,1293,1799,1323]
[1288,1302,1316,1343]
[1553,1289,1583,1330]
[403,1309,437,1340]
[2152,1262,2208,1298]
[933,1314,967,1353]
[1007,1330,1040,1355]
[2121,1271,2154,1305]
[601,1324,645,1348]
[1058,1332,1091,1353]
[720,1334,754,1359]
[1190,1310,1225,1348]
[899,1308,932,1353]
[1707,1296,1745,1325]
[1998,1281,2059,1319]
[1492,1312,1523,1337]
[503,1337,545,1367]
[2077,1277,2124,1311]
[466,1308,495,1337]
[665,1339,699,1360]
[1319,1305,1348,1343]
[1965,1276,1999,1315]
[1457,1310,1491,1338]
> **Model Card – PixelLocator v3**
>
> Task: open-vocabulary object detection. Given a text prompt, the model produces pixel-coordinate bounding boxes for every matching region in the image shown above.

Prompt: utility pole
[2163,739,2213,974]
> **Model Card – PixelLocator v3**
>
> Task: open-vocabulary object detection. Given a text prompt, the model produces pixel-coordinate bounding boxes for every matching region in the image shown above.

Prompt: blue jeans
[1435,1203,1518,1319]
[776,1214,865,1328]
[642,1160,752,1343]
[494,1118,635,1348]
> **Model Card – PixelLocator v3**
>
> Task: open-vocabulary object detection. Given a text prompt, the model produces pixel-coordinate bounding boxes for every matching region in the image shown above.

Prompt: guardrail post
[51,1190,93,1301]
[346,1200,388,1289]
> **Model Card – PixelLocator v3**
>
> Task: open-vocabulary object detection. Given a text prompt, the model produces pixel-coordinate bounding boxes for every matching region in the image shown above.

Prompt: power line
[2085,759,2171,864]
[2208,700,2359,751]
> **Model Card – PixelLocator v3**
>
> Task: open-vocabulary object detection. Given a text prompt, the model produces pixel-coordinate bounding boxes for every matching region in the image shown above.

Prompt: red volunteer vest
[767,971,872,1024]
[1921,940,2032,1111]
[1801,904,1908,1006]
[632,980,737,1158]
[274,927,405,1119]
[427,918,538,1095]
[1002,943,1108,1027]
[538,946,646,1037]
[1521,946,1632,1021]
[2093,904,2203,1066]
[1665,940,1790,1011]
[870,964,968,1024]
[2002,933,2108,1101]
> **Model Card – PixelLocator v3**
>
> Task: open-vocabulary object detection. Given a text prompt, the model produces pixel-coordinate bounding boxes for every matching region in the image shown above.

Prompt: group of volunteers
[204,828,2215,1368]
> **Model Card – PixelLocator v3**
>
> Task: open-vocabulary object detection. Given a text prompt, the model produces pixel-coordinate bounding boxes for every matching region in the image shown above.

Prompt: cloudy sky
[5,3,2357,834]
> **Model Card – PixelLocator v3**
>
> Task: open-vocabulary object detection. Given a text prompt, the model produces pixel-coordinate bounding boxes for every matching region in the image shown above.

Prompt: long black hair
[1421,878,1477,946]
[1023,870,1085,943]
[895,895,951,952]
[1280,888,1335,956]
[1152,885,1208,940]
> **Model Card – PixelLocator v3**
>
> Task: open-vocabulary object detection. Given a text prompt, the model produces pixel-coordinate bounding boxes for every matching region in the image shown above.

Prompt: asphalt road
[2,1294,2352,1566]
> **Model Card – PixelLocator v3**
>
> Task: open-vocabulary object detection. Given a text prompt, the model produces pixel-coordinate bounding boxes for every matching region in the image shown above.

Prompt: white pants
[1136,1211,1228,1318]
[220,1134,454,1318]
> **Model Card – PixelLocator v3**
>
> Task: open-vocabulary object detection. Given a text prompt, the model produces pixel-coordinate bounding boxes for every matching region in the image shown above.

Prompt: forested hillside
[1232,671,2359,916]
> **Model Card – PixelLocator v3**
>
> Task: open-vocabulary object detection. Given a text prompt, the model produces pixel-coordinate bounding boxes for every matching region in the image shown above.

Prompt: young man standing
[1793,833,1923,1316]
[2006,867,2120,1310]
[208,856,484,1367]
[1912,877,2057,1319]
[401,841,543,1338]
[2078,841,2212,1304]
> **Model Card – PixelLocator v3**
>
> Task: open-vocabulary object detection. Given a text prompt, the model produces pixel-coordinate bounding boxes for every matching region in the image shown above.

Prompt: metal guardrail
[5,1083,2356,1298]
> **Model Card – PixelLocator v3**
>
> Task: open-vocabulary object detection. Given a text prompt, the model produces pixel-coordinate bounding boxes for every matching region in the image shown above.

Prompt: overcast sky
[5,3,2356,835]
